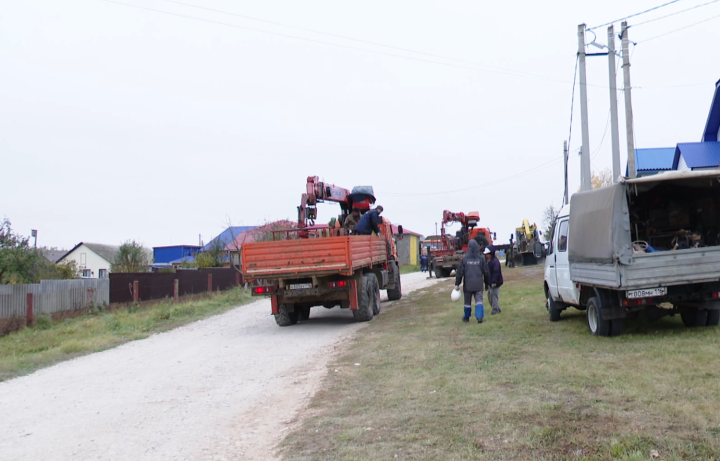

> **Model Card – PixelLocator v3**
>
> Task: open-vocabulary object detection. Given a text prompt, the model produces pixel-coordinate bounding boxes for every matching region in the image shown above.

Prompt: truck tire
[441,268,452,278]
[547,295,563,322]
[372,275,381,315]
[610,319,623,336]
[707,309,720,327]
[681,307,708,327]
[587,297,611,336]
[433,262,443,278]
[352,273,376,322]
[298,305,311,321]
[387,262,402,301]
[275,304,298,327]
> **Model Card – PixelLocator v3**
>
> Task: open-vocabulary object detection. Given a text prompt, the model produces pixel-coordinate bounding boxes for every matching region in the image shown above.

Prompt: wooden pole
[133,280,139,303]
[207,273,212,293]
[174,279,179,301]
[26,293,34,327]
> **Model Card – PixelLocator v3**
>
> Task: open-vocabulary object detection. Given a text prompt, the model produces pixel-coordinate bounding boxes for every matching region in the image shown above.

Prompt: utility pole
[621,21,636,179]
[607,25,621,182]
[563,141,569,206]
[577,24,592,192]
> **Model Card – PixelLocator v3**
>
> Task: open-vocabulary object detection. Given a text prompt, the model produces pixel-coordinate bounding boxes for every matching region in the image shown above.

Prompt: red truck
[241,177,403,326]
[427,210,496,278]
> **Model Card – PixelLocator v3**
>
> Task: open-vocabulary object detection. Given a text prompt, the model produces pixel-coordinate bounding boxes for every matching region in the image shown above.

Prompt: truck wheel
[681,307,708,327]
[434,263,443,278]
[707,310,720,327]
[441,268,452,278]
[372,276,381,315]
[547,296,563,322]
[387,263,402,301]
[587,297,611,336]
[352,273,376,322]
[275,304,298,327]
[610,319,623,336]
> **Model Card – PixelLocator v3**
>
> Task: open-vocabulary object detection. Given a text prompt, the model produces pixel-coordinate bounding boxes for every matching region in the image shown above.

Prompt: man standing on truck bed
[455,240,490,323]
[343,207,361,232]
[354,205,384,235]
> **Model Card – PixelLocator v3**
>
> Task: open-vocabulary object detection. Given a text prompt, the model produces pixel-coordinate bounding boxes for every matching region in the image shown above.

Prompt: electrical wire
[567,55,579,158]
[587,0,685,30]
[632,0,720,26]
[638,11,720,41]
[99,0,605,87]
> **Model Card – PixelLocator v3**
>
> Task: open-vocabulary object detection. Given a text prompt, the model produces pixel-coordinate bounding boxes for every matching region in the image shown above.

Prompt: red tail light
[329,280,348,288]
[253,286,278,295]
[622,298,646,307]
[713,292,720,299]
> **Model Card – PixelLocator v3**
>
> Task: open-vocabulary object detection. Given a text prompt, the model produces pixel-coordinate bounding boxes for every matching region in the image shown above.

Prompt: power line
[587,0,685,30]
[632,0,720,27]
[567,55,579,158]
[638,11,720,41]
[99,0,592,87]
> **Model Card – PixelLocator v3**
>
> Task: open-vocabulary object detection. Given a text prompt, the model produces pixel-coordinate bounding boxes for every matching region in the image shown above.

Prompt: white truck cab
[544,205,581,316]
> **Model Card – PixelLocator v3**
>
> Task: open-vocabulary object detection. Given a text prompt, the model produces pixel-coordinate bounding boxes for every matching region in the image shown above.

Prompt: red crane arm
[298,176,357,228]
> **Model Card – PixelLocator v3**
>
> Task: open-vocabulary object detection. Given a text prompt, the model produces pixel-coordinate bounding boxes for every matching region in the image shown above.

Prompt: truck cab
[544,205,580,313]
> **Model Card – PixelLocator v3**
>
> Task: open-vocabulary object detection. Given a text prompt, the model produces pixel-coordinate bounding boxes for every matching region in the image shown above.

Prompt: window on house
[82,269,92,278]
[98,269,108,279]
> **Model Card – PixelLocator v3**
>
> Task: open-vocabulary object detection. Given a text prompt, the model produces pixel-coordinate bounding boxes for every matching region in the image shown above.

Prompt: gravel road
[0,271,440,461]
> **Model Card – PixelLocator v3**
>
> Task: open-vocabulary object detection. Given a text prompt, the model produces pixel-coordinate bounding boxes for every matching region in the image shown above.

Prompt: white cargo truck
[544,171,720,336]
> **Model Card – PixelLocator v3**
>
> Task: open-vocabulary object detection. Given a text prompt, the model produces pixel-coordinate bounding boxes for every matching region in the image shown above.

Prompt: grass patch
[281,267,720,460]
[400,264,420,274]
[0,287,253,382]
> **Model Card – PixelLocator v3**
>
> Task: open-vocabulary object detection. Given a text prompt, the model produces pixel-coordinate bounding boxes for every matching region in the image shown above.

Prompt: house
[58,243,120,279]
[225,221,297,265]
[392,225,423,266]
[153,245,201,268]
[627,78,720,176]
[204,226,257,251]
[41,250,67,264]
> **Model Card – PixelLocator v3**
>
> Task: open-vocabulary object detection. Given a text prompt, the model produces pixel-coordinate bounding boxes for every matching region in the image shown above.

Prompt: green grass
[400,264,420,274]
[0,287,253,382]
[280,267,720,460]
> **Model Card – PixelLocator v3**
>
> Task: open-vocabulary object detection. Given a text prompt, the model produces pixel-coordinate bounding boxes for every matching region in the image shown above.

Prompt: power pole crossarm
[621,21,637,179]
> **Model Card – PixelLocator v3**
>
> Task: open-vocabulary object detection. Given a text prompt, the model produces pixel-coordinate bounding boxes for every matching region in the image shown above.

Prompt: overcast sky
[2,0,719,250]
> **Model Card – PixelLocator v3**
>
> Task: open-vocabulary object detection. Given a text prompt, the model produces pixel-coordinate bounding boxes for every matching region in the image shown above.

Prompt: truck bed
[570,245,720,289]
[241,235,388,280]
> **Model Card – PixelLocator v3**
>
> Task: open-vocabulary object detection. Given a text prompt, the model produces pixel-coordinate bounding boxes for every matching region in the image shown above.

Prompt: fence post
[133,280,139,303]
[235,271,240,286]
[207,273,212,293]
[26,293,34,326]
[174,279,179,301]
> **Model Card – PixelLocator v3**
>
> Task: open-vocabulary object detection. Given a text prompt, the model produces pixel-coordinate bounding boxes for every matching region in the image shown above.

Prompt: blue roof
[635,148,676,171]
[676,142,720,169]
[703,79,720,142]
[204,226,256,251]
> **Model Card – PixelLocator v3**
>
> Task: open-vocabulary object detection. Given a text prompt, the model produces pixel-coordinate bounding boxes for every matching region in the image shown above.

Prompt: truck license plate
[289,283,312,290]
[627,287,667,299]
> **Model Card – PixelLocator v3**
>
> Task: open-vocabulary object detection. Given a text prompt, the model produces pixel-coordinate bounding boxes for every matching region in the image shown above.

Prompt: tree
[111,240,151,273]
[193,240,225,268]
[542,205,560,241]
[591,168,613,189]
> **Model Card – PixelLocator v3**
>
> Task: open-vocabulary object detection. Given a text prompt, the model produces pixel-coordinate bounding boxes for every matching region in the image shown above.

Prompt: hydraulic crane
[428,210,496,278]
[297,176,375,229]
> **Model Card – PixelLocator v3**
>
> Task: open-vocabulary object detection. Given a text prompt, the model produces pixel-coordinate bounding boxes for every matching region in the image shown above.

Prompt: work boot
[477,318,483,323]
[462,317,469,323]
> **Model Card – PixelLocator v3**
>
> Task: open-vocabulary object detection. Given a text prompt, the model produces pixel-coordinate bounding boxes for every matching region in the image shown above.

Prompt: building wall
[154,246,199,264]
[677,155,691,172]
[395,234,420,266]
[63,245,112,278]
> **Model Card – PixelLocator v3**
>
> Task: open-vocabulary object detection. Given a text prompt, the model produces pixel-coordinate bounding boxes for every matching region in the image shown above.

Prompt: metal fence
[109,268,240,304]
[0,279,110,319]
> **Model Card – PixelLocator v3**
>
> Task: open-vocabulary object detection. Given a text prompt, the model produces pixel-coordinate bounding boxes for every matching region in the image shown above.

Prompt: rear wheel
[681,307,708,327]
[387,262,402,301]
[433,262,443,278]
[352,273,376,322]
[707,309,720,327]
[372,276,381,315]
[587,297,611,336]
[275,304,298,327]
[547,295,563,322]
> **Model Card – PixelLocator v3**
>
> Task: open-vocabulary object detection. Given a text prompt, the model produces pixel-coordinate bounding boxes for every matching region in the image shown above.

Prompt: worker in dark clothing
[343,208,361,232]
[353,206,384,235]
[484,245,504,315]
[454,240,490,323]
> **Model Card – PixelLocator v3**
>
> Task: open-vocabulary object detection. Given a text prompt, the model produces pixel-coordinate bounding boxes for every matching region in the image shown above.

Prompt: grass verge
[400,264,420,274]
[281,267,720,460]
[0,287,253,382]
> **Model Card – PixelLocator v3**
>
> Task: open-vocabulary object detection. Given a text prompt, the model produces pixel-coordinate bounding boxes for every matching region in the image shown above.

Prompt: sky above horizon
[2,0,719,249]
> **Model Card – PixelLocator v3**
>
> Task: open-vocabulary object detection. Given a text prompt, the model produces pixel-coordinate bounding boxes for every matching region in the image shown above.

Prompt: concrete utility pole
[563,141,569,206]
[607,25,621,182]
[577,24,592,191]
[621,21,636,178]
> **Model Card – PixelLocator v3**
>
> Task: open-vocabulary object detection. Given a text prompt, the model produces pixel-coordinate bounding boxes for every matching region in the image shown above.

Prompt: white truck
[544,171,720,336]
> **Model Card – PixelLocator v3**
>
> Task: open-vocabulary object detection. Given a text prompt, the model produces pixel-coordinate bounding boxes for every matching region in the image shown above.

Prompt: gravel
[0,271,440,461]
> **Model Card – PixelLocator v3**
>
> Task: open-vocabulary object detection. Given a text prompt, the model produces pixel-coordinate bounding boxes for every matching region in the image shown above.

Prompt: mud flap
[271,295,279,315]
[349,279,358,310]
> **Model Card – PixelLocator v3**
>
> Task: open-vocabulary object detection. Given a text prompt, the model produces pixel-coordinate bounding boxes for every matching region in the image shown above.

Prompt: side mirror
[397,225,403,235]
[493,232,497,240]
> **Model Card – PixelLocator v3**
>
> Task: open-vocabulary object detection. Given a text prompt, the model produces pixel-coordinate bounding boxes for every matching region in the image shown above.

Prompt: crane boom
[298,176,374,228]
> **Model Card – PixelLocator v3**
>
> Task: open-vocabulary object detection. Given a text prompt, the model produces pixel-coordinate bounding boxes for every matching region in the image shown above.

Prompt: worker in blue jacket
[354,206,384,235]
[455,240,490,323]
[484,244,504,315]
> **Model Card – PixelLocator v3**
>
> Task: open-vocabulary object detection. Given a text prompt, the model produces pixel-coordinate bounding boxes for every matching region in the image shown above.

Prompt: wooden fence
[109,268,240,304]
[0,279,109,319]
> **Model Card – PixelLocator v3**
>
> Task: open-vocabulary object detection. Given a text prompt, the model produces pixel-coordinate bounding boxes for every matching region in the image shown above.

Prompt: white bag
[451,288,461,302]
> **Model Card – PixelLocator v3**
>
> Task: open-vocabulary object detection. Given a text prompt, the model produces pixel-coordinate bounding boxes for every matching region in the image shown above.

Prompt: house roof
[204,226,257,251]
[703,79,720,142]
[42,250,67,264]
[153,245,202,250]
[635,148,676,171]
[59,242,121,264]
[391,225,422,237]
[226,220,297,250]
[675,142,720,169]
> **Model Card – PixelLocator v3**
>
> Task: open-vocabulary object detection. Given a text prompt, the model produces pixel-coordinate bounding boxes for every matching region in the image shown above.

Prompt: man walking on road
[455,240,490,323]
[354,205,383,235]
[484,245,504,315]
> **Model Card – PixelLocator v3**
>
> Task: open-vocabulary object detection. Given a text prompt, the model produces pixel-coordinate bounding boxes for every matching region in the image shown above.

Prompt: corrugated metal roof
[676,142,720,169]
[204,226,256,251]
[635,147,676,171]
[702,79,720,142]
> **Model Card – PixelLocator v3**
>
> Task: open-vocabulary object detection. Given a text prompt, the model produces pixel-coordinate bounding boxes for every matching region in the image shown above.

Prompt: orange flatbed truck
[241,177,403,326]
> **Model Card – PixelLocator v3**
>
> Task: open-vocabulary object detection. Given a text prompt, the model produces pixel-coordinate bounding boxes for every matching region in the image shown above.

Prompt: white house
[58,243,120,279]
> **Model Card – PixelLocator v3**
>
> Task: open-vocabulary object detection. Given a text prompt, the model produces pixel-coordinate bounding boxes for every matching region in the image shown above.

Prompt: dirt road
[0,272,439,461]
